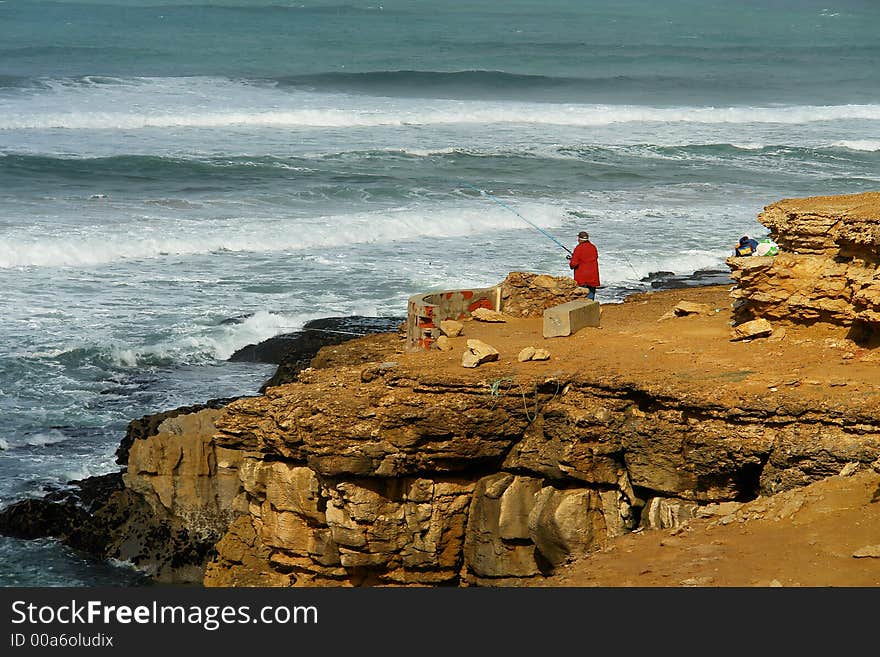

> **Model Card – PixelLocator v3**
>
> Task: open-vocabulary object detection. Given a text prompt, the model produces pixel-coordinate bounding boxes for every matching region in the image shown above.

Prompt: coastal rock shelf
[2,192,879,587]
[728,191,880,338]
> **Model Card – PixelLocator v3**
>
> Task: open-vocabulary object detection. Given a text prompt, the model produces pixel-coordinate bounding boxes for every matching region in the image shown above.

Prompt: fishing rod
[461,182,572,255]
[465,183,648,291]
[567,208,647,289]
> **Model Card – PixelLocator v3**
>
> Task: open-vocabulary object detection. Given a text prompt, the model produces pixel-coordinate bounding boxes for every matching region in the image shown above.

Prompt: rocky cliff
[2,192,878,587]
[728,191,880,343]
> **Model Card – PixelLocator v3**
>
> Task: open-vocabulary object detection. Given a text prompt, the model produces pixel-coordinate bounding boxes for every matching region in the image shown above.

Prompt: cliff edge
[2,192,879,587]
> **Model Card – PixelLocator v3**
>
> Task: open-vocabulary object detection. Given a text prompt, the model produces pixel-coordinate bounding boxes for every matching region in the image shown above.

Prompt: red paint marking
[468,298,493,312]
[461,290,474,300]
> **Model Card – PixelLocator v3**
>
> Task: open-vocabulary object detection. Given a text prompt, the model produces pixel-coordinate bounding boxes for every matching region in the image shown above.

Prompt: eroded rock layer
[120,346,879,587]
[728,191,880,335]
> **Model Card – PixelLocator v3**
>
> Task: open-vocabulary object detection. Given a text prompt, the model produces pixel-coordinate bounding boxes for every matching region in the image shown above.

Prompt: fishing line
[619,253,647,287]
[460,182,572,255]
[463,182,649,292]
[567,207,647,290]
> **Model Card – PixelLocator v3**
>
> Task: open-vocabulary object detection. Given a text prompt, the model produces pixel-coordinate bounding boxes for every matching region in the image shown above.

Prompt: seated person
[734,235,759,257]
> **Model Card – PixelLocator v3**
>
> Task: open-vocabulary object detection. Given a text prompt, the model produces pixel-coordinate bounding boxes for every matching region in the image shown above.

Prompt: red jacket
[569,240,600,287]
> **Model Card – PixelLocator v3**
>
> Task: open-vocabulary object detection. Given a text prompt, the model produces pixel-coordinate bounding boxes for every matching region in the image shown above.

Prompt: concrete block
[542,300,600,338]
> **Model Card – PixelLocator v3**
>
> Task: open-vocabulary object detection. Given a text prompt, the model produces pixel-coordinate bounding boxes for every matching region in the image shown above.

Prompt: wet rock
[0,472,211,584]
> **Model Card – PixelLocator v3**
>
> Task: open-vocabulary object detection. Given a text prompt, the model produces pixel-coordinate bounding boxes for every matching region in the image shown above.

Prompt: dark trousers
[579,284,596,300]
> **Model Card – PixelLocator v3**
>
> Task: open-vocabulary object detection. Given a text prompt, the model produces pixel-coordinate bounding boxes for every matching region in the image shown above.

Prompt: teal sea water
[1,0,879,585]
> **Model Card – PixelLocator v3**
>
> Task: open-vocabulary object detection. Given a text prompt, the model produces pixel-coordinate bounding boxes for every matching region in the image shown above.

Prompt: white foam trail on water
[24,429,67,447]
[57,453,119,485]
[831,140,880,151]
[0,203,562,268]
[349,303,380,317]
[2,77,880,130]
[5,103,880,130]
[728,142,766,150]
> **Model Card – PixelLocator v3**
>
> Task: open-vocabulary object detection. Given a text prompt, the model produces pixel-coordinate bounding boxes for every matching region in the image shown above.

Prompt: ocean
[1,0,879,586]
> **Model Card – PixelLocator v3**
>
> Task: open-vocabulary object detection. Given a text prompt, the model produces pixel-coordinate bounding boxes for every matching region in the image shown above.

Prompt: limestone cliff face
[728,191,880,334]
[124,352,880,587]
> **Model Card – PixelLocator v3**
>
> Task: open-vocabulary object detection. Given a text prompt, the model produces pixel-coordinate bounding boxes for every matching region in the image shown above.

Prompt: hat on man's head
[578,231,589,239]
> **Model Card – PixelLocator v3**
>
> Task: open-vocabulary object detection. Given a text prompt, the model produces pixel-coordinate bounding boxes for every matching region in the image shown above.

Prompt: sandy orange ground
[374,283,880,587]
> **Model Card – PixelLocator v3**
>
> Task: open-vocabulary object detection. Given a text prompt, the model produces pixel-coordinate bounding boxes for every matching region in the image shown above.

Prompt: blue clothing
[580,283,596,300]
[734,236,759,257]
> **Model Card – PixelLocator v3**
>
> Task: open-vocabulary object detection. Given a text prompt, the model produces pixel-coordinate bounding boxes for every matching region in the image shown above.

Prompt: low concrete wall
[406,286,501,351]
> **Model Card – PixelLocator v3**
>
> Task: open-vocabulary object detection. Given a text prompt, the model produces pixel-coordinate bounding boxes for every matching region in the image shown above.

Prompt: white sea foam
[190,309,314,361]
[601,249,731,284]
[0,438,8,451]
[728,142,766,150]
[0,202,563,268]
[106,346,142,368]
[24,429,66,447]
[395,146,459,157]
[831,140,880,152]
[2,77,880,130]
[350,303,380,317]
[58,453,118,484]
[4,103,880,131]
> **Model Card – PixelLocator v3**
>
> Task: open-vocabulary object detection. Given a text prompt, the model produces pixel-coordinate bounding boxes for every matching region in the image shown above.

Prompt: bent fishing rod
[462,182,649,290]
[461,182,572,256]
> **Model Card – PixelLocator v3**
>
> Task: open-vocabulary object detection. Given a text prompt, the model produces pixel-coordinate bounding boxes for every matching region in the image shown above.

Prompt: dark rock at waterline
[116,396,243,466]
[1,397,251,583]
[643,268,733,290]
[219,314,252,325]
[0,474,127,554]
[0,472,214,585]
[230,315,405,392]
[230,315,404,364]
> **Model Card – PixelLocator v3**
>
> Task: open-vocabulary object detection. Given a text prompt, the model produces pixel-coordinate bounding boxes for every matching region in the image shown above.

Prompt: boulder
[731,318,773,341]
[435,335,453,351]
[527,487,604,567]
[462,339,500,368]
[673,301,715,316]
[517,347,537,362]
[472,308,507,323]
[439,319,464,337]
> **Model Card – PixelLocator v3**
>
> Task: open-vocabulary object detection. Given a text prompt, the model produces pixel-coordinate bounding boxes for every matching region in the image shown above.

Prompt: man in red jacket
[568,230,600,300]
